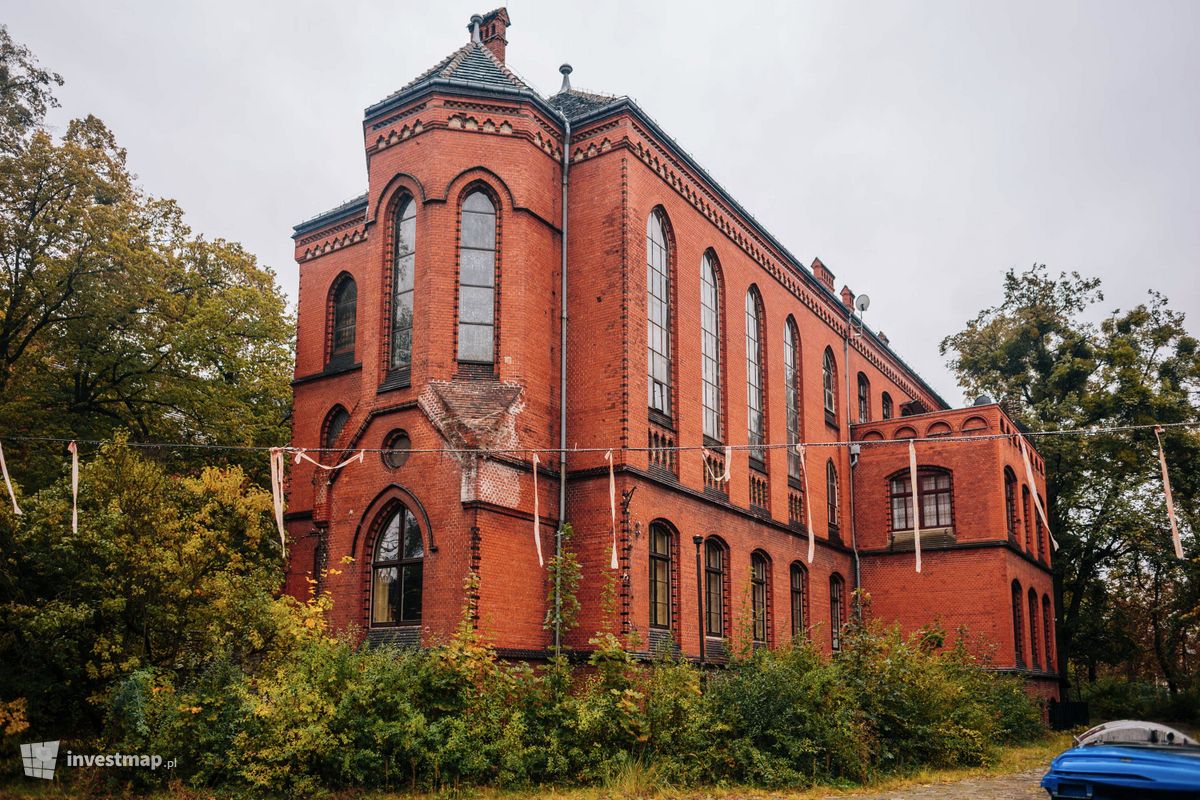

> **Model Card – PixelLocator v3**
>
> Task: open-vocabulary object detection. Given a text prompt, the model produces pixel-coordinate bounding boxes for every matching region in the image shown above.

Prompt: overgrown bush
[1078,675,1200,723]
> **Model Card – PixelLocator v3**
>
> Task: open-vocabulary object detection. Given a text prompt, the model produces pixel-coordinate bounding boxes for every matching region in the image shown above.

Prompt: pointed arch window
[649,523,672,629]
[789,562,808,639]
[751,552,769,644]
[1022,486,1033,552]
[1028,588,1041,670]
[371,504,424,625]
[330,275,357,361]
[882,392,894,420]
[745,289,766,463]
[1011,580,1024,666]
[323,406,350,452]
[1035,494,1047,562]
[390,197,416,372]
[1042,594,1054,670]
[822,347,838,426]
[784,318,802,480]
[704,539,726,637]
[1004,468,1019,542]
[830,573,846,651]
[646,212,672,417]
[700,252,722,441]
[457,190,497,364]
[826,459,840,535]
[857,372,870,423]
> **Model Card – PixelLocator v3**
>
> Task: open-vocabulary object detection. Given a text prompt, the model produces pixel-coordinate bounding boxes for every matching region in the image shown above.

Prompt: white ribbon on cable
[292,448,366,470]
[1154,426,1184,560]
[604,449,618,569]
[0,441,20,515]
[268,447,288,555]
[702,446,733,485]
[532,453,543,567]
[1020,437,1058,551]
[67,440,78,534]
[908,440,922,573]
[796,443,815,564]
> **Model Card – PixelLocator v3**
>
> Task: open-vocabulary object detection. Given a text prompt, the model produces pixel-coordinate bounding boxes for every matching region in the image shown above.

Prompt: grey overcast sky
[7,0,1198,404]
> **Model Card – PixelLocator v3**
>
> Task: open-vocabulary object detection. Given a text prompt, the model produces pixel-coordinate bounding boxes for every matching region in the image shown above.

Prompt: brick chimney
[811,257,836,292]
[840,285,855,310]
[480,8,511,62]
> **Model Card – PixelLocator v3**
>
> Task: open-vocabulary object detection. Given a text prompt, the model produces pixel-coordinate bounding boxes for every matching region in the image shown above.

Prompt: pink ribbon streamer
[0,441,20,515]
[67,440,78,534]
[1154,426,1184,560]
[1020,438,1058,551]
[268,447,287,555]
[292,448,366,470]
[605,450,618,569]
[532,453,543,567]
[909,440,921,573]
[796,443,814,564]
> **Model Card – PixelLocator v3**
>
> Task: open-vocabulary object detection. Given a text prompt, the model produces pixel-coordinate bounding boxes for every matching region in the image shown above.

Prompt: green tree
[941,264,1199,694]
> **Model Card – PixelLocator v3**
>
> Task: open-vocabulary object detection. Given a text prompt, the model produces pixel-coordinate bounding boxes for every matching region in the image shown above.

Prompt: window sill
[378,367,411,393]
[292,360,362,386]
[455,361,497,381]
[648,409,674,430]
[748,457,766,474]
[703,435,724,449]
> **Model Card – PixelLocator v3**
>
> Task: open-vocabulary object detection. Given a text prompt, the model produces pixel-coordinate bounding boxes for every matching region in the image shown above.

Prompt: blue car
[1042,720,1200,799]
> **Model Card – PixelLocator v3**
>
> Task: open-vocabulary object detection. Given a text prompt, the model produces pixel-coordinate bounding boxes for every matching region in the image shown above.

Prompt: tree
[941,265,1200,694]
[0,28,292,489]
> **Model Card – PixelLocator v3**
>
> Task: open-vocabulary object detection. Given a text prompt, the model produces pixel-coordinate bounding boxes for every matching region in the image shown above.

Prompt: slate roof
[547,88,625,122]
[366,41,535,118]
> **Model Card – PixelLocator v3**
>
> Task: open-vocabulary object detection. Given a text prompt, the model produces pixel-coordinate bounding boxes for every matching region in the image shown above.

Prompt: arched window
[784,318,802,480]
[830,573,846,651]
[649,522,672,629]
[1022,486,1033,552]
[827,460,840,535]
[330,274,357,360]
[1035,494,1047,561]
[882,392,894,420]
[457,190,497,364]
[700,252,722,441]
[1004,468,1019,542]
[1011,580,1024,666]
[646,211,672,417]
[745,288,766,463]
[1028,588,1041,670]
[390,196,416,372]
[323,405,350,452]
[1042,594,1054,670]
[704,538,726,637]
[751,551,769,644]
[889,468,953,530]
[857,373,870,423]
[789,562,808,639]
[371,504,424,625]
[822,347,837,424]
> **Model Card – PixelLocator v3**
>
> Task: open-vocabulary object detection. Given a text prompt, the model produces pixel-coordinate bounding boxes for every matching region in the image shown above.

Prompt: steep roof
[366,41,535,118]
[547,88,624,121]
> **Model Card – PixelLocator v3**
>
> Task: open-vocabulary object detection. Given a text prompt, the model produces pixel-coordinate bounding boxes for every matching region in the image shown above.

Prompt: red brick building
[284,9,1059,699]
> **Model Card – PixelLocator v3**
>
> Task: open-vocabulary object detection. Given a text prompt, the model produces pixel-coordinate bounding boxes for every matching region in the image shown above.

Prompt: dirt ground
[818,768,1046,799]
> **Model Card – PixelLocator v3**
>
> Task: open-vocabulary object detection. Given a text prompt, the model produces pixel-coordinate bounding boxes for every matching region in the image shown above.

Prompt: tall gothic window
[700,252,722,441]
[1042,594,1054,670]
[390,197,416,371]
[822,347,837,424]
[457,190,497,363]
[882,391,894,420]
[1011,580,1024,666]
[646,212,671,417]
[857,373,870,423]
[1022,486,1033,552]
[1004,468,1019,541]
[1028,588,1041,670]
[826,459,839,534]
[371,504,424,625]
[745,288,765,463]
[751,552,769,644]
[649,523,672,629]
[830,573,846,651]
[330,274,357,360]
[784,318,802,480]
[789,562,808,639]
[1036,494,1047,562]
[323,406,350,452]
[889,468,953,530]
[704,539,726,637]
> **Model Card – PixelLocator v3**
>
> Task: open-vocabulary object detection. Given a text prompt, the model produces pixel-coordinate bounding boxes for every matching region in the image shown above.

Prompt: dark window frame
[649,522,673,630]
[789,562,808,639]
[370,503,425,627]
[330,274,357,361]
[646,210,673,418]
[857,372,870,423]
[830,573,846,651]
[389,196,417,375]
[1004,467,1019,541]
[888,468,954,531]
[700,251,723,442]
[826,459,840,536]
[822,347,838,426]
[881,391,894,420]
[784,318,803,481]
[456,189,498,366]
[704,538,726,637]
[1011,580,1025,667]
[1028,587,1041,670]
[745,287,766,464]
[751,551,769,644]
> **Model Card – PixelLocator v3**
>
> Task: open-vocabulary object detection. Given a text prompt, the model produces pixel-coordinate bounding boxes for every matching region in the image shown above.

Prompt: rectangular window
[649,526,671,629]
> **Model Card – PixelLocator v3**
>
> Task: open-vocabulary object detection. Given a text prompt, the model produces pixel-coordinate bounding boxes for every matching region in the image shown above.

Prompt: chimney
[479,8,511,62]
[811,257,836,291]
[877,330,890,346]
[840,285,855,310]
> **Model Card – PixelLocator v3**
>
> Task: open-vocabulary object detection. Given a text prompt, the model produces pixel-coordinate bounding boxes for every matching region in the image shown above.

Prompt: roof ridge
[470,40,531,91]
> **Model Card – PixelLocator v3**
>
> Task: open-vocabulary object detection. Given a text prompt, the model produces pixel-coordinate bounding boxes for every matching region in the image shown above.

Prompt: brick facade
[284,10,1059,697]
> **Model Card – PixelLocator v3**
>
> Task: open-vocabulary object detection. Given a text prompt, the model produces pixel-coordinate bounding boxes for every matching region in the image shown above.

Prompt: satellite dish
[855,294,871,313]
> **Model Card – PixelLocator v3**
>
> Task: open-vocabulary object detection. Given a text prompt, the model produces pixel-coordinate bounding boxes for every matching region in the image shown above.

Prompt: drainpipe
[844,308,862,606]
[553,65,572,657]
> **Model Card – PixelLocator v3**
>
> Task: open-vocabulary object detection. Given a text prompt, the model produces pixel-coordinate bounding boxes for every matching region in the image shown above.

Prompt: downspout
[553,65,573,657]
[844,308,862,604]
